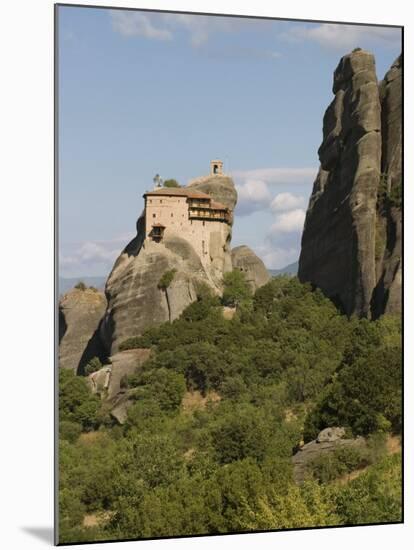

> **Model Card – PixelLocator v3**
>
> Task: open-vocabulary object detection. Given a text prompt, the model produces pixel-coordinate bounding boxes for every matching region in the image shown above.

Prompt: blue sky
[58,6,401,277]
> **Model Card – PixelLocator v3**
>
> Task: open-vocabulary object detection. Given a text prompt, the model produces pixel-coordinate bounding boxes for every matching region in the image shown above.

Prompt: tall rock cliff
[299,50,402,318]
[373,55,402,317]
[99,174,238,355]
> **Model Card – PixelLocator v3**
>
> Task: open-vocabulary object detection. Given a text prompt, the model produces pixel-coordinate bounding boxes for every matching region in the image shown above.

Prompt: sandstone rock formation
[372,55,402,317]
[88,348,152,423]
[99,174,238,355]
[107,349,151,399]
[299,50,402,318]
[59,287,107,372]
[231,245,270,292]
[292,427,366,484]
[187,174,238,211]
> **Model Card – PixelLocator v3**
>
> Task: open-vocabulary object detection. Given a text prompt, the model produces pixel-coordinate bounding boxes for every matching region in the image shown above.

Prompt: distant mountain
[59,276,106,296]
[268,261,298,277]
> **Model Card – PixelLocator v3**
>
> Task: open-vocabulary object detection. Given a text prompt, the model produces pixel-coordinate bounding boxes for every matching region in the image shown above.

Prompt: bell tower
[210,159,223,176]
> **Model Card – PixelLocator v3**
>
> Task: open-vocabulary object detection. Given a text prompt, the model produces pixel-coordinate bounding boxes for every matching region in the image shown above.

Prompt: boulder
[292,427,366,484]
[59,287,106,372]
[316,426,346,443]
[231,245,270,292]
[106,348,151,399]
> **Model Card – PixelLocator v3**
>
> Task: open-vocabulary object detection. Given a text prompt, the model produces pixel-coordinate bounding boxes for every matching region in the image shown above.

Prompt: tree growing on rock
[222,270,252,308]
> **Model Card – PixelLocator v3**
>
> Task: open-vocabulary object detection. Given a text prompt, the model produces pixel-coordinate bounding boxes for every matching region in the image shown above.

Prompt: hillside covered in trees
[59,274,402,543]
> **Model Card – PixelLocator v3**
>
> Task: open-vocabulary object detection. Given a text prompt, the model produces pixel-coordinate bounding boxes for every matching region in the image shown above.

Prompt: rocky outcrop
[187,174,238,212]
[100,237,201,355]
[107,349,151,399]
[99,175,238,355]
[231,245,270,292]
[372,55,402,317]
[299,50,402,318]
[59,288,107,371]
[292,427,366,484]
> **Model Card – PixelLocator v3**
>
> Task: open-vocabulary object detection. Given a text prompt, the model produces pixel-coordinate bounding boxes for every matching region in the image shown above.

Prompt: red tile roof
[210,200,228,211]
[144,188,211,200]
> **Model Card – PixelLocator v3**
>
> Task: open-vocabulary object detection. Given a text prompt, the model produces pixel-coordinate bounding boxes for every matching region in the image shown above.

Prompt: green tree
[163,179,180,188]
[158,269,177,290]
[222,270,252,307]
[85,357,103,376]
[74,281,87,291]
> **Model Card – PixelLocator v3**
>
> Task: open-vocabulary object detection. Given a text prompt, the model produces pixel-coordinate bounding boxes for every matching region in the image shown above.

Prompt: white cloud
[110,11,237,46]
[270,208,306,234]
[161,13,222,47]
[255,242,299,270]
[233,170,309,267]
[271,192,305,212]
[282,23,401,51]
[232,166,314,216]
[256,207,306,269]
[60,235,134,277]
[235,179,272,216]
[110,11,173,41]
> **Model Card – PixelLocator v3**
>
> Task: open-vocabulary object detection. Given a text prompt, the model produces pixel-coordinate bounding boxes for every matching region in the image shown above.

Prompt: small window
[171,213,173,217]
[153,213,156,218]
[149,199,152,203]
[160,200,163,204]
[202,221,205,226]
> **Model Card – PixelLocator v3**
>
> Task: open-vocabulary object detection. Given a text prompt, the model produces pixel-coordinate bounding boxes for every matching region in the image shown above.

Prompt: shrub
[163,179,180,188]
[222,270,252,307]
[59,369,102,431]
[307,446,368,483]
[60,420,82,443]
[85,357,103,376]
[304,344,402,439]
[74,281,87,291]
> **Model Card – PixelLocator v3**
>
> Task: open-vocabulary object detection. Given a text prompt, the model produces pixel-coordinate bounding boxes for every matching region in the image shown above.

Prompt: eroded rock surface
[88,349,151,423]
[372,55,402,317]
[292,427,366,484]
[59,288,106,372]
[107,349,151,399]
[299,50,402,318]
[231,245,270,292]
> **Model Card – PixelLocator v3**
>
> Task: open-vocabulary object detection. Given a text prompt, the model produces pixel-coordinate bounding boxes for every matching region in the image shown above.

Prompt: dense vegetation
[59,275,402,543]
